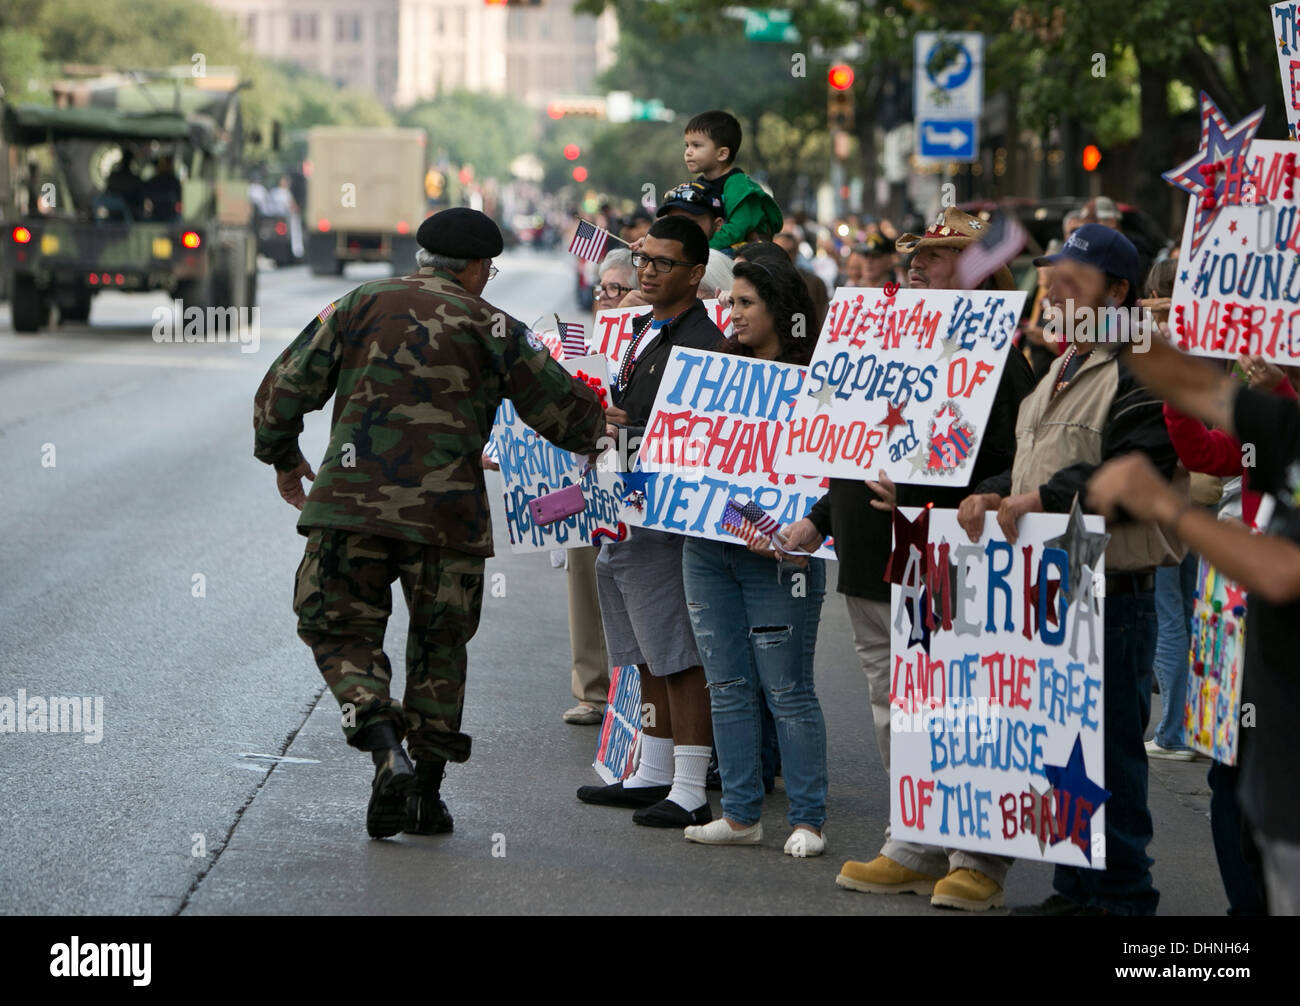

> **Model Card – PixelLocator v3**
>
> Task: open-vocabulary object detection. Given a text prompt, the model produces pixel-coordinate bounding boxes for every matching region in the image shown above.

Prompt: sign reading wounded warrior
[1164,93,1300,363]
[625,346,834,556]
[889,507,1108,868]
[774,286,1025,485]
[492,353,629,552]
[253,206,604,839]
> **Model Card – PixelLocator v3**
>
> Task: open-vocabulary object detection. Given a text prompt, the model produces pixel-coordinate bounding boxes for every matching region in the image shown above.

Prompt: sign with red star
[1161,92,1264,260]
[877,400,908,440]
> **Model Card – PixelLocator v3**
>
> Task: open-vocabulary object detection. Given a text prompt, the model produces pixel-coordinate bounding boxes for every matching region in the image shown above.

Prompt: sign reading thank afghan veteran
[616,346,834,557]
[491,354,627,553]
[889,507,1108,869]
[774,287,1025,486]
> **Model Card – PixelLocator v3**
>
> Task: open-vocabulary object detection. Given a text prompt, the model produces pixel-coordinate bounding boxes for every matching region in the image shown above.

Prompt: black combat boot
[355,721,415,839]
[404,758,454,835]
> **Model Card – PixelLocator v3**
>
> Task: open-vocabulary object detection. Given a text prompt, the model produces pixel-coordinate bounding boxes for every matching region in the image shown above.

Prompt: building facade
[205,0,616,108]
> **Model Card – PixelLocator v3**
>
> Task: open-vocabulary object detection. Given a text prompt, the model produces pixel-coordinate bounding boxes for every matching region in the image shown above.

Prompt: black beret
[416,207,503,259]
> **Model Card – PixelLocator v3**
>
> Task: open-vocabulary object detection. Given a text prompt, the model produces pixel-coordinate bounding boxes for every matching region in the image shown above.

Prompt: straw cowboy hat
[895,208,1016,290]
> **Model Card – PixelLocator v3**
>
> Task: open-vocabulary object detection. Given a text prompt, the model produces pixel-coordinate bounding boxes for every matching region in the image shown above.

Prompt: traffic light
[572,166,588,183]
[828,65,854,130]
[1082,144,1102,172]
[563,143,580,161]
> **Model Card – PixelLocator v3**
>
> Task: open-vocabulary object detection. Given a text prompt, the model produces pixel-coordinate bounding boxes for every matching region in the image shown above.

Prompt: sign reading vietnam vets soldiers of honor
[618,346,835,557]
[1164,88,1300,363]
[889,506,1109,868]
[773,286,1026,486]
[491,353,628,553]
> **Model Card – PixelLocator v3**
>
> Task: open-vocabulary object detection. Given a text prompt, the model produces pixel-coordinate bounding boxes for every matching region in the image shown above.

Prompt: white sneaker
[1145,739,1197,761]
[684,818,762,845]
[784,828,826,858]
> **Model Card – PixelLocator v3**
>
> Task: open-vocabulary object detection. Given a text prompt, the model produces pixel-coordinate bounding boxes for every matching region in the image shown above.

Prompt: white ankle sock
[666,744,711,811]
[624,734,674,788]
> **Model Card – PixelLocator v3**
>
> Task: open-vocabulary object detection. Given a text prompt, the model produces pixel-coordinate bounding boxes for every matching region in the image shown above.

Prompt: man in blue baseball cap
[955,222,1188,916]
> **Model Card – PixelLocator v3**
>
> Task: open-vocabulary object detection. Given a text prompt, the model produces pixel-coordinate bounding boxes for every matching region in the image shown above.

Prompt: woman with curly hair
[681,255,830,856]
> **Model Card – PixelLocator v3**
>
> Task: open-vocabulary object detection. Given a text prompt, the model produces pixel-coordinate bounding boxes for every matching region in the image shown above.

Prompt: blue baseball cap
[1034,223,1140,303]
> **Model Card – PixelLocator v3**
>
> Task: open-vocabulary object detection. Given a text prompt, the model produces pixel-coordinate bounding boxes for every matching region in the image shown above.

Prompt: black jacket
[809,348,1037,600]
[613,299,725,440]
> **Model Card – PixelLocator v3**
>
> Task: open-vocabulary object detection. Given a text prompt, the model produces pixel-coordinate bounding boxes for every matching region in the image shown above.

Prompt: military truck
[303,126,426,276]
[2,68,261,333]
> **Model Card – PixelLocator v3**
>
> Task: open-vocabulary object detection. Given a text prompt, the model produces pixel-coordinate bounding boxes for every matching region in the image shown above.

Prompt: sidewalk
[181,597,1226,915]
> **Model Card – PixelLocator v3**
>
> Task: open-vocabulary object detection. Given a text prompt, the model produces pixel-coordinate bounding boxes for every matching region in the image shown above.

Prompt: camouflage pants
[293,527,484,763]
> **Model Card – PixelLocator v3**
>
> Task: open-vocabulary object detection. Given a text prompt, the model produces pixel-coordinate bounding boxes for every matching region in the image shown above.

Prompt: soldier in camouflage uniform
[253,207,605,839]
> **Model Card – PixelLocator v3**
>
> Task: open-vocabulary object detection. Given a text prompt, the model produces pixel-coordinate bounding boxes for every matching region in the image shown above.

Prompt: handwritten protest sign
[773,287,1025,486]
[593,664,642,784]
[591,298,732,372]
[616,346,834,556]
[490,354,628,554]
[1273,3,1300,141]
[1183,559,1247,764]
[1164,89,1300,363]
[890,507,1108,868]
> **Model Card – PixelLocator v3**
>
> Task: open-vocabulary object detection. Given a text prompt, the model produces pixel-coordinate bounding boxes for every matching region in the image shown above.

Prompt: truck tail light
[181,231,201,249]
[12,226,32,244]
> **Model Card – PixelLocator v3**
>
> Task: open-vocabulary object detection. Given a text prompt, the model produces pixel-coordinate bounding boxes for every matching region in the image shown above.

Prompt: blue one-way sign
[918,119,976,159]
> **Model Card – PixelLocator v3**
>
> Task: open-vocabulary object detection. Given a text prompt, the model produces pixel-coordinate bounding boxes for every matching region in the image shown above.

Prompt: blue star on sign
[1045,734,1110,863]
[618,468,652,498]
[1161,91,1265,259]
[1180,271,1189,283]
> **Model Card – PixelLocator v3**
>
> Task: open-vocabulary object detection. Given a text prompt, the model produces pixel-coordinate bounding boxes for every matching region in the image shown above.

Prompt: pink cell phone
[529,482,587,526]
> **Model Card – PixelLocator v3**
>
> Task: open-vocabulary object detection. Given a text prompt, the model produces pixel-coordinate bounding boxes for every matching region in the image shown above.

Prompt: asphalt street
[0,252,1225,915]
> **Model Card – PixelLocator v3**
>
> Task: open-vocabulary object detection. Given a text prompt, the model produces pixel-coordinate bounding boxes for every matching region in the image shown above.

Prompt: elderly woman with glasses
[593,249,638,314]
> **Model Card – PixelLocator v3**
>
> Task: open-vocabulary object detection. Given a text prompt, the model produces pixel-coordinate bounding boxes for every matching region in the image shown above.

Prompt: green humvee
[2,69,260,333]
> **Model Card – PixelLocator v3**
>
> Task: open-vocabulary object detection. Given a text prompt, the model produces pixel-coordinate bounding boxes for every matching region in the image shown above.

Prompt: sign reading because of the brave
[889,506,1108,868]
[620,346,834,556]
[773,286,1025,486]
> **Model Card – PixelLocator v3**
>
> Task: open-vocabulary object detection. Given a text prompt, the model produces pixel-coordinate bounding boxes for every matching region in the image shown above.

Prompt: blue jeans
[1152,554,1197,750]
[1054,590,1159,915]
[681,538,828,829]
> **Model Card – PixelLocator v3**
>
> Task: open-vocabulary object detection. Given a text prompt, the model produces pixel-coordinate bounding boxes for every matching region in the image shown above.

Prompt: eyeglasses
[486,264,499,281]
[631,251,694,274]
[594,282,632,300]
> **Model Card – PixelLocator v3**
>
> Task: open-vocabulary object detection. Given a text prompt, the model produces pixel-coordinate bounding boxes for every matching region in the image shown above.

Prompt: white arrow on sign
[924,124,970,149]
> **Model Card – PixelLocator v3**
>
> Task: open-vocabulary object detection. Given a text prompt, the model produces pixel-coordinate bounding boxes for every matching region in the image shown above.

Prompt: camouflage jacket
[253,267,605,555]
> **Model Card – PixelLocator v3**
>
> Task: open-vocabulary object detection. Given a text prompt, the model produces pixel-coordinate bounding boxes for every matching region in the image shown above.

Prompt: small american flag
[721,501,768,547]
[954,212,1028,291]
[728,498,781,537]
[556,317,587,359]
[568,219,611,263]
[315,301,336,325]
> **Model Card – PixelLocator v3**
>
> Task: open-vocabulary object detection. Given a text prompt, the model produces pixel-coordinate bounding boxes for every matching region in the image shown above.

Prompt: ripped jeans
[682,538,828,830]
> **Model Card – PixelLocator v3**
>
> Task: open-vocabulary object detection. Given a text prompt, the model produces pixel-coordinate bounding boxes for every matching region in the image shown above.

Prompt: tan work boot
[930,868,1005,911]
[835,855,943,895]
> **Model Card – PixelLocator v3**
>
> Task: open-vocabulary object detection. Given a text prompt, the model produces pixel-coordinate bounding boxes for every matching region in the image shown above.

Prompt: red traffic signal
[1082,144,1102,172]
[572,166,588,183]
[563,143,580,161]
[828,65,854,91]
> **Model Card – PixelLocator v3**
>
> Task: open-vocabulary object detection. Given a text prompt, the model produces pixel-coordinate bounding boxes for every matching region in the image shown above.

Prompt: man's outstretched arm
[1120,338,1240,435]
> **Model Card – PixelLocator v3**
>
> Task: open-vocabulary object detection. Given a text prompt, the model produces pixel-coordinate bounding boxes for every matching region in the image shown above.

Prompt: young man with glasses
[577,215,726,828]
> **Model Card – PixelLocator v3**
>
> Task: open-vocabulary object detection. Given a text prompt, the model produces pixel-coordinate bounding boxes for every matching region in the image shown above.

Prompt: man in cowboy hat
[782,206,1036,911]
[897,206,1017,292]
